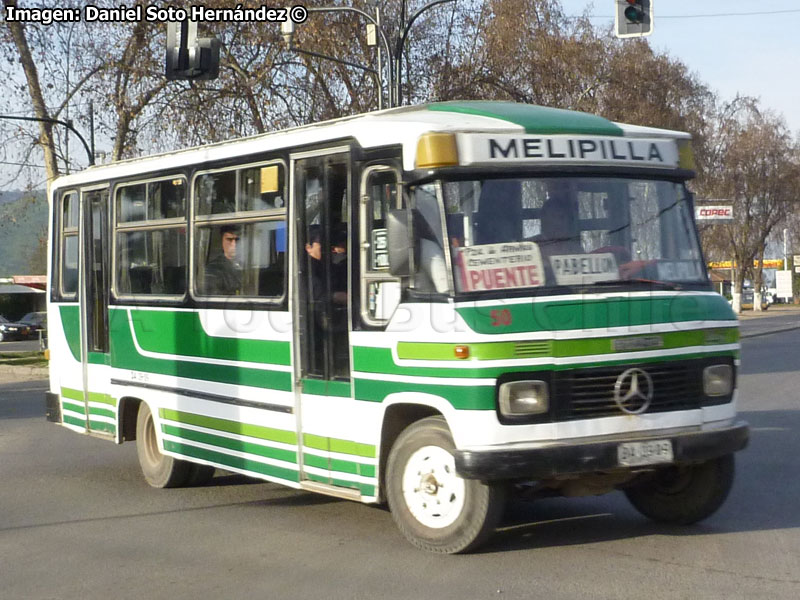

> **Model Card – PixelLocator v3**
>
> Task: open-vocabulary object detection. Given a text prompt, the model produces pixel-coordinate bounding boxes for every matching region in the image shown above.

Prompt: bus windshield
[423,176,706,294]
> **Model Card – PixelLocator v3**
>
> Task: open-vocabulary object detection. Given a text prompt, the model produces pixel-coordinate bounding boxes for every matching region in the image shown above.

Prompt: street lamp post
[394,0,456,106]
[283,0,457,109]
[282,6,391,110]
[0,115,94,166]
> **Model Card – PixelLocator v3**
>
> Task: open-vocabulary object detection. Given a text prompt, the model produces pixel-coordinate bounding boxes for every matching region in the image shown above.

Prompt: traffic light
[615,0,654,38]
[165,21,221,81]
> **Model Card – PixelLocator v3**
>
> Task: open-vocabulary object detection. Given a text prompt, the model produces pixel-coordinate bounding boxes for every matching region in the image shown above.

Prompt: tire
[136,403,193,488]
[186,463,216,487]
[386,416,506,554]
[624,454,735,525]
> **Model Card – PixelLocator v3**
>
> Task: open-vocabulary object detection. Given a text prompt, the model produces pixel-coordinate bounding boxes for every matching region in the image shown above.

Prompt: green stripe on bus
[354,378,496,410]
[302,453,328,471]
[116,308,292,366]
[331,456,375,478]
[62,388,117,409]
[89,406,115,419]
[353,346,511,378]
[162,424,297,465]
[58,305,81,362]
[88,391,116,406]
[62,400,85,415]
[90,408,115,420]
[353,342,738,380]
[304,472,375,497]
[304,453,369,478]
[63,414,86,428]
[61,387,83,401]
[303,434,376,459]
[110,319,292,391]
[428,102,624,136]
[163,440,299,483]
[160,408,297,445]
[396,329,735,361]
[301,378,352,398]
[89,420,115,434]
[330,438,375,459]
[455,294,736,335]
[354,350,737,408]
[87,351,110,365]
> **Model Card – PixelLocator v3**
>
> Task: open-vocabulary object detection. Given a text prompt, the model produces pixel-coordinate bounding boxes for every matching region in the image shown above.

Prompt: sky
[571,0,800,135]
[3,0,800,189]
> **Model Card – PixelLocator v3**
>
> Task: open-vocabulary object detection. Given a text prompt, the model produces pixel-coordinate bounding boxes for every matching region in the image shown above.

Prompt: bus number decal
[490,309,512,327]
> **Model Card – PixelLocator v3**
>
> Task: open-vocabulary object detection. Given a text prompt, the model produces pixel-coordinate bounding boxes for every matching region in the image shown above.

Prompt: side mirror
[387,209,411,277]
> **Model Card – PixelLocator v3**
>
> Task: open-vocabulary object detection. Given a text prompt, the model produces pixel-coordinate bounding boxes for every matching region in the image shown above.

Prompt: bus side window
[361,168,402,325]
[193,162,287,301]
[114,179,188,299]
[60,192,79,298]
[196,171,236,215]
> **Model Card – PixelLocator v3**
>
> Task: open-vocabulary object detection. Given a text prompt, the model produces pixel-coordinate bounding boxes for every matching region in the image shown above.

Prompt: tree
[697,99,800,312]
[2,0,60,183]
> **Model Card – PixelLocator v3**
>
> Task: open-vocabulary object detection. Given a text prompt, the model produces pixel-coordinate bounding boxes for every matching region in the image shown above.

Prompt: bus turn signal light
[416,133,459,169]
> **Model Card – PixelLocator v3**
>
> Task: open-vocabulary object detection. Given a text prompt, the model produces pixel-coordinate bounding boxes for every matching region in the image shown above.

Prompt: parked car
[0,311,47,342]
[740,289,769,311]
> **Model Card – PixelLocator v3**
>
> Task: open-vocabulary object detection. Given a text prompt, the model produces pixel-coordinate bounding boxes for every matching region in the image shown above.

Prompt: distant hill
[0,189,31,205]
[0,190,48,277]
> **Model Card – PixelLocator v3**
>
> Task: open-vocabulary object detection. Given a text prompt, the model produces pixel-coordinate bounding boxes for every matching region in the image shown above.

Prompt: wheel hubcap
[401,445,465,529]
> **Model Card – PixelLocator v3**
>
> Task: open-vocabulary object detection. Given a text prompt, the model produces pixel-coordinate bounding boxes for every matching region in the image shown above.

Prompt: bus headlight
[703,364,733,397]
[498,380,549,416]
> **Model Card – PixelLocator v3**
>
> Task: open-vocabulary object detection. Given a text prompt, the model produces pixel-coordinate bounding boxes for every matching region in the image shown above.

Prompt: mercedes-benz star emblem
[613,368,654,414]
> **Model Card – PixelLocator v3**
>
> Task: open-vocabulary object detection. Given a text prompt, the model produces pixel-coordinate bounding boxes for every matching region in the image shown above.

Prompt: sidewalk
[736,303,800,319]
[0,363,48,383]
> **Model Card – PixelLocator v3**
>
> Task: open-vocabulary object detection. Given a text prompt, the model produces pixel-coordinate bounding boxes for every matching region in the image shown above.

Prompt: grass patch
[0,351,42,359]
[0,351,47,367]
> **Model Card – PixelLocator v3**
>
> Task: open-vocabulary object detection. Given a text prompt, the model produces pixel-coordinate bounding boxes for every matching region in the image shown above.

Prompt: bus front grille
[553,362,703,420]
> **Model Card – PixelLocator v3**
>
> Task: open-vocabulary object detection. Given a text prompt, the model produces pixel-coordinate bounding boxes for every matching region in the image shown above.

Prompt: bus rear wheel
[624,454,735,525]
[136,403,193,488]
[386,416,506,554]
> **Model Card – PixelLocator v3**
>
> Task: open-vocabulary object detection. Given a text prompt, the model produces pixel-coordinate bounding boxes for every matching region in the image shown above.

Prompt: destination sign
[455,242,545,292]
[457,134,679,168]
[550,253,618,286]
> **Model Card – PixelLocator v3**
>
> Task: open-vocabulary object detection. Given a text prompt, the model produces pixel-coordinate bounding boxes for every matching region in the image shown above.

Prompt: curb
[0,364,48,381]
[740,323,800,340]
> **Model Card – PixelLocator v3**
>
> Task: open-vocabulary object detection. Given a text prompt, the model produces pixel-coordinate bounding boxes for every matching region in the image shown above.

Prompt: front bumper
[454,421,749,481]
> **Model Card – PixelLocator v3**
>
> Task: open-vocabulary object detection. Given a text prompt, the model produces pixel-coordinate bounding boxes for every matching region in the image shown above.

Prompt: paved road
[1,330,799,599]
[738,308,800,338]
[0,339,41,352]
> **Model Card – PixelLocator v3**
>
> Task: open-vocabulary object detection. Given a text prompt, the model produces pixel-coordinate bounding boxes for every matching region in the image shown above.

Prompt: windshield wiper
[588,278,683,290]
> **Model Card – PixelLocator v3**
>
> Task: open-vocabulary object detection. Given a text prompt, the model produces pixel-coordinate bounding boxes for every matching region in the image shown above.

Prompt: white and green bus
[45,101,748,553]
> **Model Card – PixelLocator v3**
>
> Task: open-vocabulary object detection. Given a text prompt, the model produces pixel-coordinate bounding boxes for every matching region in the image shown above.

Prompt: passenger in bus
[204,225,243,295]
[305,225,347,305]
[535,197,583,256]
[474,180,522,244]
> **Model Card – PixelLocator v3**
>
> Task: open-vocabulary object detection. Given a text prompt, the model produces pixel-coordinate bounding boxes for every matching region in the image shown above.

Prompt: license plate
[617,440,673,467]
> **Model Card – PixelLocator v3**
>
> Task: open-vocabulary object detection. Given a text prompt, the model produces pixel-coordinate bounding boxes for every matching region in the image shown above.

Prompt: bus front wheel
[136,403,193,488]
[386,416,506,554]
[624,454,735,524]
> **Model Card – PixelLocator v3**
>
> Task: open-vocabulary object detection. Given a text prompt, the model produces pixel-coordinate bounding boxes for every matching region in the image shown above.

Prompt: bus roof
[52,101,691,189]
